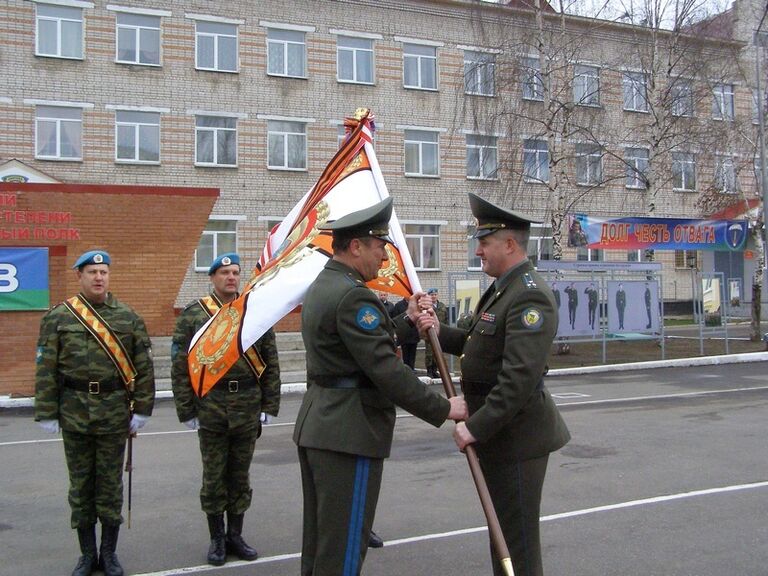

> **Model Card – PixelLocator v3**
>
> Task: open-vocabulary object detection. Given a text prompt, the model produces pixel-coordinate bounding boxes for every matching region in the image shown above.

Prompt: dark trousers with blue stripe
[298,447,383,576]
[477,451,549,576]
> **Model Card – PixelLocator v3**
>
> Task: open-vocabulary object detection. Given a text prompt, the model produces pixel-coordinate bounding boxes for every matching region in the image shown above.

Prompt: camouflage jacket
[34,293,156,434]
[171,295,281,432]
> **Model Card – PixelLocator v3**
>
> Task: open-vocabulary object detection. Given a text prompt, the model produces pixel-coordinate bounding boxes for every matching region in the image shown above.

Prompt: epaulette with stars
[523,272,538,289]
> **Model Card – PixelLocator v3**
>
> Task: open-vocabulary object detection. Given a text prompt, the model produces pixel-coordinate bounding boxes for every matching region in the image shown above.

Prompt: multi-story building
[0,0,765,394]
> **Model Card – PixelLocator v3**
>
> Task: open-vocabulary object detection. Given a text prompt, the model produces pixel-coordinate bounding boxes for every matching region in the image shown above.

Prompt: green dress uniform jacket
[293,259,450,458]
[34,292,155,432]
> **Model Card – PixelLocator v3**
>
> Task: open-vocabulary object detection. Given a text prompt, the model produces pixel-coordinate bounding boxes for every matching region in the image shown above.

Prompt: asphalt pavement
[2,360,768,576]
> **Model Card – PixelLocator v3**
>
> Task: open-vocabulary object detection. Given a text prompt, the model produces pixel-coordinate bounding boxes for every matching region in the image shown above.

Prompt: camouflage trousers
[62,430,126,528]
[424,342,445,372]
[198,427,257,515]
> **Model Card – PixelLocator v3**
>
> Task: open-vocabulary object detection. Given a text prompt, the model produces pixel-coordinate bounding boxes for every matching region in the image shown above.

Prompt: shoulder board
[522,272,538,289]
[342,273,363,287]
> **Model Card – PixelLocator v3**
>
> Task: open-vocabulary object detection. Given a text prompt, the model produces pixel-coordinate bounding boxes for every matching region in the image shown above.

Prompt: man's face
[211,265,241,298]
[357,237,388,282]
[77,264,110,303]
[475,232,514,278]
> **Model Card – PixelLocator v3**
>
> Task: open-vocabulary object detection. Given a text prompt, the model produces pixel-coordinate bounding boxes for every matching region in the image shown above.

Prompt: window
[195,116,237,166]
[576,144,603,185]
[528,224,553,266]
[403,43,437,90]
[671,79,693,117]
[337,36,373,84]
[115,111,160,163]
[623,72,648,112]
[712,83,735,121]
[466,134,497,180]
[521,56,544,101]
[625,147,649,189]
[195,219,238,271]
[35,106,82,160]
[404,129,439,177]
[404,223,440,270]
[627,250,642,262]
[36,4,84,59]
[675,249,698,269]
[116,13,160,65]
[574,64,600,106]
[577,247,603,261]
[267,28,306,77]
[672,152,696,191]
[467,225,481,270]
[195,21,238,72]
[268,120,307,170]
[523,139,549,183]
[714,155,736,193]
[464,51,495,96]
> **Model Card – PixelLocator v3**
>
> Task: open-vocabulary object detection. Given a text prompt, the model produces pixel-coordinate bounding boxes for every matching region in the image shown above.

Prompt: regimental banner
[568,214,748,251]
[0,247,50,310]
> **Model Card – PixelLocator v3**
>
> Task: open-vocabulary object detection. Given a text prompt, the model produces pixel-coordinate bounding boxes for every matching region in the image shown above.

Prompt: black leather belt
[212,378,257,393]
[461,378,544,395]
[311,375,374,389]
[60,375,123,394]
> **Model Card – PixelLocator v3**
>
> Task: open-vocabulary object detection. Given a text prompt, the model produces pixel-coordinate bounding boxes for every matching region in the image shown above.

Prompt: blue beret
[208,253,240,275]
[427,288,438,294]
[73,250,111,269]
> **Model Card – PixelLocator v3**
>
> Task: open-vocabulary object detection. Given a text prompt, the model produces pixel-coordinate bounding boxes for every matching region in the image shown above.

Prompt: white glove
[129,414,150,434]
[39,420,60,434]
[260,412,271,425]
[183,417,200,431]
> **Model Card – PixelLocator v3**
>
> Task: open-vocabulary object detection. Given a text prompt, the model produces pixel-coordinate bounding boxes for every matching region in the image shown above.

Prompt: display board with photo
[550,280,601,337]
[606,280,660,333]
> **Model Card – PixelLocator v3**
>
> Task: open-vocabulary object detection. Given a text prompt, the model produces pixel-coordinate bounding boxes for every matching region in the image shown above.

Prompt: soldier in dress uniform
[424,287,448,377]
[418,193,571,576]
[35,250,156,576]
[293,197,467,576]
[171,253,281,566]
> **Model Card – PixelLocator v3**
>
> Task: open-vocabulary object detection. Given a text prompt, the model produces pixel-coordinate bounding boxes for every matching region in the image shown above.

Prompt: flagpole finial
[354,107,370,120]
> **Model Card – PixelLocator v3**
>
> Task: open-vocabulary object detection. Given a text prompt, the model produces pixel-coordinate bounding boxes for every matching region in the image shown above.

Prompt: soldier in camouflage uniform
[171,253,281,566]
[423,288,448,377]
[35,250,156,576]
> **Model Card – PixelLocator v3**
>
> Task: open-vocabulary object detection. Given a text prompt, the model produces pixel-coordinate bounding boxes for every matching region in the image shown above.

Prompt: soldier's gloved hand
[129,414,149,434]
[260,412,272,424]
[38,420,60,434]
[183,417,200,431]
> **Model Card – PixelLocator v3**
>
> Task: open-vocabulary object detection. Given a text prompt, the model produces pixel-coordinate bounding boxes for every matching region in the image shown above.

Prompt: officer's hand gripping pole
[427,326,515,576]
[125,379,135,529]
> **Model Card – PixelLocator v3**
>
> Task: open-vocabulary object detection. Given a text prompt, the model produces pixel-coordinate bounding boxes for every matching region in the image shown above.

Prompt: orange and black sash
[64,294,137,387]
[198,294,266,380]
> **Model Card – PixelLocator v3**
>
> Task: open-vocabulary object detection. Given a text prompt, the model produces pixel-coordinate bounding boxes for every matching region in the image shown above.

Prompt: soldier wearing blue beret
[293,197,467,576]
[35,250,155,576]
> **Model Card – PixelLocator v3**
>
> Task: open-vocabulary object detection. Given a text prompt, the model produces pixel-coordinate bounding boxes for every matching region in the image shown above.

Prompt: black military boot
[226,512,259,561]
[99,524,124,576]
[207,513,227,566]
[368,530,384,548]
[71,525,98,576]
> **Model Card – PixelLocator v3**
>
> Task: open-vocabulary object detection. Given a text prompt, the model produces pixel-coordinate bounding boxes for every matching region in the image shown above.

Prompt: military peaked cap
[468,192,541,238]
[322,197,394,244]
[73,250,111,269]
[208,252,240,275]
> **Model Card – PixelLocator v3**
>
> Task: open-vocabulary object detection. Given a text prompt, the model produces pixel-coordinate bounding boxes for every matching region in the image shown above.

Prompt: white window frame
[466,134,498,180]
[675,249,699,269]
[625,147,649,189]
[34,104,86,161]
[672,151,696,191]
[627,249,643,262]
[402,222,442,271]
[403,128,440,177]
[194,114,239,167]
[265,26,309,78]
[575,143,603,186]
[528,223,553,265]
[114,109,161,164]
[521,56,544,101]
[114,11,162,66]
[335,34,375,85]
[574,64,600,107]
[194,20,239,73]
[576,247,604,262]
[523,138,549,183]
[671,79,694,117]
[402,42,438,91]
[623,71,648,112]
[714,154,736,193]
[267,119,308,171]
[712,83,735,121]
[35,2,87,60]
[464,50,496,97]
[194,216,243,272]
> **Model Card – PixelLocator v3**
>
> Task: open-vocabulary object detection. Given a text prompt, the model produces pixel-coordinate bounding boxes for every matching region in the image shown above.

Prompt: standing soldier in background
[424,287,448,377]
[35,250,156,576]
[171,253,281,566]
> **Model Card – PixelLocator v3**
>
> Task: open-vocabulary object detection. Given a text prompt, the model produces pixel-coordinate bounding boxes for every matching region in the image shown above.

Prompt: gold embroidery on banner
[194,306,239,376]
